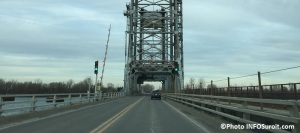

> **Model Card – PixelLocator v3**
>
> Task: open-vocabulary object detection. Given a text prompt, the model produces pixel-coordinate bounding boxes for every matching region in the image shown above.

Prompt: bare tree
[197,78,205,89]
[185,84,190,90]
[83,77,93,89]
[189,77,195,89]
[101,82,117,92]
[34,79,43,93]
[207,84,218,89]
[107,83,114,89]
[66,79,74,90]
[34,79,42,84]
[5,80,17,94]
[0,78,5,94]
[141,84,154,93]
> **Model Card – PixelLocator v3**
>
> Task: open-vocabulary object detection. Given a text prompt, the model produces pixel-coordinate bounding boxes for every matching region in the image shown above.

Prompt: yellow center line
[90,97,144,133]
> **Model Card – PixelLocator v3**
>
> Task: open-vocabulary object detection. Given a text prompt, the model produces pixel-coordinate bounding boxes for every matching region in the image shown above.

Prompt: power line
[261,65,300,74]
[204,78,227,84]
[206,65,300,82]
[231,73,257,80]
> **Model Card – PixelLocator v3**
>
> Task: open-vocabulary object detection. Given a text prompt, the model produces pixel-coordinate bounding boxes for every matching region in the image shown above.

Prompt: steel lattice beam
[124,0,183,94]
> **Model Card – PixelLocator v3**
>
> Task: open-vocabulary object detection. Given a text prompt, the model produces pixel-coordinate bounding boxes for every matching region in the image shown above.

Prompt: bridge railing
[0,92,125,116]
[165,93,300,133]
[183,82,300,100]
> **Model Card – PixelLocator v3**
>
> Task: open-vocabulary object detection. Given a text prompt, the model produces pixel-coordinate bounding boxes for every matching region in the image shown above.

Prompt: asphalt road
[0,96,211,133]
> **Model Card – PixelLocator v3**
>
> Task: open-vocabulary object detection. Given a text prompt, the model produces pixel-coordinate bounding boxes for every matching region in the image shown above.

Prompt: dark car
[151,90,161,100]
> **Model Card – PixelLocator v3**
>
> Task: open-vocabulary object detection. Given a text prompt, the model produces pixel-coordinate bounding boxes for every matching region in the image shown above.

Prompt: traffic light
[174,67,179,72]
[172,62,179,73]
[94,61,98,74]
[174,62,179,72]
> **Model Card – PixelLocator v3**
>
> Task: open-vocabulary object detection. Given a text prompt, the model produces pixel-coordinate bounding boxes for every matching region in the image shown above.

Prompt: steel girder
[124,0,183,94]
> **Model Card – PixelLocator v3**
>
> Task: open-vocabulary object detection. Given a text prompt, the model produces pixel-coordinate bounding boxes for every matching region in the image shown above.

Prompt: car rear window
[152,90,159,93]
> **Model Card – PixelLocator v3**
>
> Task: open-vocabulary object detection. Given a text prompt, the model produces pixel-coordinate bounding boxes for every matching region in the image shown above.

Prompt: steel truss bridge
[124,0,183,94]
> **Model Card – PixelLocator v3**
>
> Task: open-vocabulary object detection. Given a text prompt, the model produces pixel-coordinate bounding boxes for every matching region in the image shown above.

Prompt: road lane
[104,97,209,133]
[0,97,141,133]
[1,96,220,133]
[91,97,144,133]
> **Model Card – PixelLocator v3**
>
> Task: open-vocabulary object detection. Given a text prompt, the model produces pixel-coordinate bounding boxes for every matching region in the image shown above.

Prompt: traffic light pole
[94,60,99,100]
[94,73,98,100]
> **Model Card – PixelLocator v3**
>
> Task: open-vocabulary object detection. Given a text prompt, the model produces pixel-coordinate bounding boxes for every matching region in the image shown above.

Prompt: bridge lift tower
[124,0,183,94]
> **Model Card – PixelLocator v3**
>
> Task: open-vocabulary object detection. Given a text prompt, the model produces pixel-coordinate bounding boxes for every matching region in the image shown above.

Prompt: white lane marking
[0,98,126,130]
[163,100,212,133]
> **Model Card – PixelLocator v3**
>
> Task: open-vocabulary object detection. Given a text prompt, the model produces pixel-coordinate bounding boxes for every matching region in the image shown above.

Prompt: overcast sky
[0,0,299,88]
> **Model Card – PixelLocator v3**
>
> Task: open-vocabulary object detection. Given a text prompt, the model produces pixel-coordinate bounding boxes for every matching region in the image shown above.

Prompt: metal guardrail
[0,92,125,116]
[184,83,300,100]
[165,93,300,133]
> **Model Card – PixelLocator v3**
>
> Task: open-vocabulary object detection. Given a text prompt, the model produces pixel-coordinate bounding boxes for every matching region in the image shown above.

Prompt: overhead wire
[206,65,300,82]
[261,65,300,75]
[231,73,257,80]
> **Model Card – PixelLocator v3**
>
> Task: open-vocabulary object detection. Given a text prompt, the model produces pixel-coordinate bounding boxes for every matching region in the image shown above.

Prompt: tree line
[0,77,122,94]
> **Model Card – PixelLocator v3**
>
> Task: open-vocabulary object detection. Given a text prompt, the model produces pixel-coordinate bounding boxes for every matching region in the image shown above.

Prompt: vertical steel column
[139,9,144,61]
[169,0,174,61]
[162,9,166,61]
[133,0,138,61]
[129,0,134,63]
